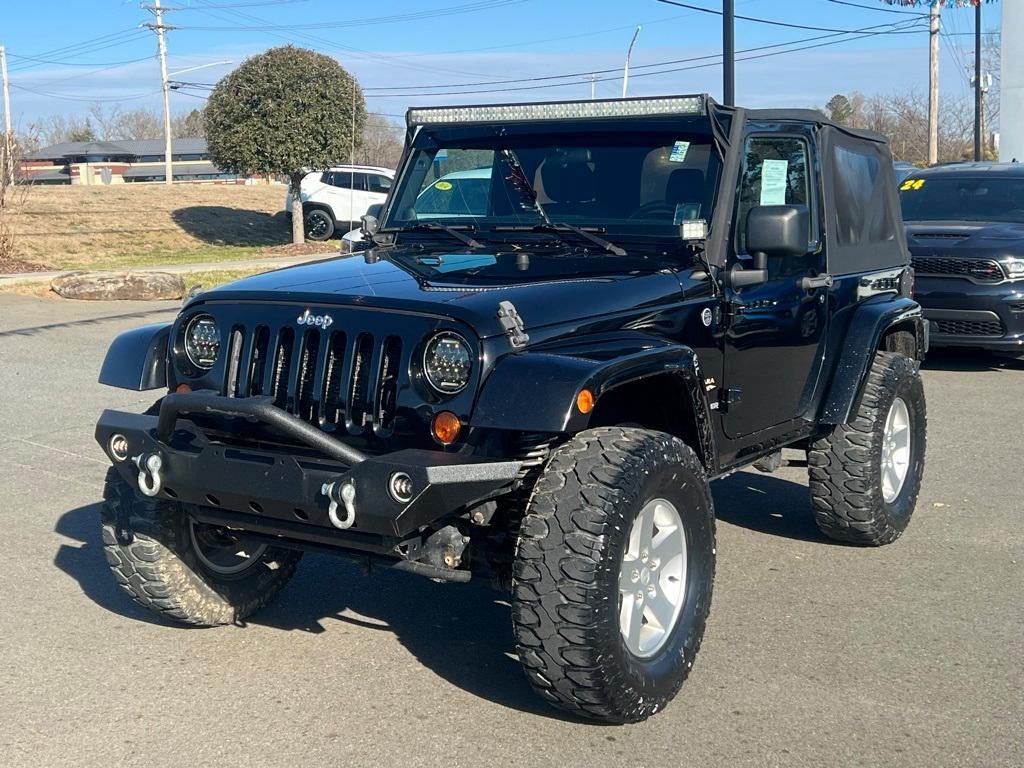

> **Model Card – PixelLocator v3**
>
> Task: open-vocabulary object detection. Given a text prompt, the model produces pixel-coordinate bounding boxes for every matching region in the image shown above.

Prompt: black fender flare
[819,296,926,425]
[98,323,171,391]
[471,344,717,468]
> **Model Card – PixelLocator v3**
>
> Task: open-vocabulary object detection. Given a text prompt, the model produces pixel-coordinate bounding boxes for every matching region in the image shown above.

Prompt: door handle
[800,273,834,290]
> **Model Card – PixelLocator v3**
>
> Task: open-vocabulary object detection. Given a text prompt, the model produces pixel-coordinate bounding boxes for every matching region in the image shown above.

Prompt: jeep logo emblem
[296,309,334,329]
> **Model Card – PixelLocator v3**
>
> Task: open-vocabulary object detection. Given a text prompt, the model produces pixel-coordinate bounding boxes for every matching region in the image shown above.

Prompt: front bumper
[915,275,1024,352]
[95,393,521,552]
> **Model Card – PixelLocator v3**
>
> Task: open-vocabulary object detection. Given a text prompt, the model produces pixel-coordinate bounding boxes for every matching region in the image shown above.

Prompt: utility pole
[587,73,597,100]
[723,0,735,106]
[0,45,13,189]
[622,26,641,98]
[928,4,940,166]
[974,1,983,161]
[144,1,174,185]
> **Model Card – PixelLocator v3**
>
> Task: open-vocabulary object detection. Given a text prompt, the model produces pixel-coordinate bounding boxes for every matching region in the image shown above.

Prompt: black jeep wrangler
[96,95,927,724]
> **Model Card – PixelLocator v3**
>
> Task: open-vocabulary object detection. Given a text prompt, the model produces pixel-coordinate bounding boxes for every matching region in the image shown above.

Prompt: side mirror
[730,205,810,290]
[746,204,809,259]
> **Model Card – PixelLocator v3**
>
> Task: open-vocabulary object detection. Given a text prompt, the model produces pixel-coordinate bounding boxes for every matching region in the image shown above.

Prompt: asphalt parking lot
[0,293,1021,768]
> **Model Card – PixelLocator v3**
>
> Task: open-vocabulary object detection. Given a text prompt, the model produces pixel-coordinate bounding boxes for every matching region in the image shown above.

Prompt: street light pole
[723,0,735,105]
[622,26,641,98]
[974,1,983,161]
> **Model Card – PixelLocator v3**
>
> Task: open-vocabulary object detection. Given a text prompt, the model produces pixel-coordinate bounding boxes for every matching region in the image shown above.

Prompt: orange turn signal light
[175,383,193,394]
[576,388,594,414]
[432,411,462,445]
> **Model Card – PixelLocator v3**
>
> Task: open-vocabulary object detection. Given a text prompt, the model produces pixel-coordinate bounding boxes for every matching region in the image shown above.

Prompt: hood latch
[497,300,530,348]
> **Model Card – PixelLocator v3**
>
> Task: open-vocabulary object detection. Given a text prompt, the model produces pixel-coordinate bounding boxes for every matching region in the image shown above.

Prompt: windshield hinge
[497,300,530,348]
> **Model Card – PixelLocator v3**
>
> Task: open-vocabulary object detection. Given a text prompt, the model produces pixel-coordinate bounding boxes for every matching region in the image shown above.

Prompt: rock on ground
[50,271,186,301]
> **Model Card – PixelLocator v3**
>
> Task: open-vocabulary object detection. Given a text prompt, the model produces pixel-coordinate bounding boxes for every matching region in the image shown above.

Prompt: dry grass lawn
[4,183,335,270]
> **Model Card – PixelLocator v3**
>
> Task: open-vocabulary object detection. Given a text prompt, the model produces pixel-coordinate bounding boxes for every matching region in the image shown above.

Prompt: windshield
[900,175,1024,224]
[384,132,721,241]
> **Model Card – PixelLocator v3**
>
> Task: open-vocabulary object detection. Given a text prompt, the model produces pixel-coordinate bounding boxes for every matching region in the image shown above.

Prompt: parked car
[893,161,917,184]
[285,165,394,241]
[900,162,1024,355]
[96,94,927,724]
[342,167,491,251]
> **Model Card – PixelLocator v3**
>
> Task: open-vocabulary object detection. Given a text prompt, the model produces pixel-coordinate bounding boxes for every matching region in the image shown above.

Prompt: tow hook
[133,452,163,497]
[322,480,356,530]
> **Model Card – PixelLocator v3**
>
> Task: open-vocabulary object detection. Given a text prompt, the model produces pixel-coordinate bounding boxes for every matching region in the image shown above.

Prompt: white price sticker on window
[759,159,789,205]
[669,141,690,162]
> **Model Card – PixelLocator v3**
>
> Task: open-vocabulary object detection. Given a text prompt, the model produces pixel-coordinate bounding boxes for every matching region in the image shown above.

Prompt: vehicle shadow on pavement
[53,502,175,626]
[170,206,290,248]
[256,558,590,721]
[711,470,830,544]
[52,501,594,721]
[921,348,1024,373]
[53,474,829,721]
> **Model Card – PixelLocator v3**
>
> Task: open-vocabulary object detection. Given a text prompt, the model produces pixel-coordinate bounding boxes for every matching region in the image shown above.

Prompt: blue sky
[0,0,1000,131]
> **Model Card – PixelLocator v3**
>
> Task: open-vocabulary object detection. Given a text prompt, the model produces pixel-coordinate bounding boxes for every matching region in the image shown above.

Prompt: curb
[0,252,340,288]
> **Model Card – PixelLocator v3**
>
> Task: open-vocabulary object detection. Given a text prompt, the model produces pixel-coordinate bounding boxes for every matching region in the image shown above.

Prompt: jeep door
[722,130,830,438]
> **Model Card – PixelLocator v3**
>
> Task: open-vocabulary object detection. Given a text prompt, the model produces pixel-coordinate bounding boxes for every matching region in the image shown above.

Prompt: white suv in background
[285,165,395,241]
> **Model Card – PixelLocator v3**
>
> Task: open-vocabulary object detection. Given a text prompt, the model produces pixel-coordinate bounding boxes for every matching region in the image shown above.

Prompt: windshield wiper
[494,222,627,256]
[399,222,483,250]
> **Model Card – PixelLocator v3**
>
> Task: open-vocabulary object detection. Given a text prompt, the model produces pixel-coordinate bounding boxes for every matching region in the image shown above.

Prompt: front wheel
[808,351,927,545]
[100,469,301,626]
[303,207,335,241]
[512,427,715,723]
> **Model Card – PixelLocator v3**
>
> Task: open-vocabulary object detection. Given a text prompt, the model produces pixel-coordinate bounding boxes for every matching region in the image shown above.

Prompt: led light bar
[407,95,706,125]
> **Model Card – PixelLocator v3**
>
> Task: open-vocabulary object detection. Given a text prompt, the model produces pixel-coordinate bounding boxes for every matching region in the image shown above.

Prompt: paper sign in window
[759,159,789,205]
[669,141,690,162]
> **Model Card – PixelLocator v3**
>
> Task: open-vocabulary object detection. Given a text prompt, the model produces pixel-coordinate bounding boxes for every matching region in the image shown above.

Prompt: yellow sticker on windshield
[901,178,926,191]
[435,181,453,191]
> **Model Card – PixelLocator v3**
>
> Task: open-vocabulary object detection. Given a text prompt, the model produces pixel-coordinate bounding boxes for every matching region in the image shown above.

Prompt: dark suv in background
[900,163,1024,356]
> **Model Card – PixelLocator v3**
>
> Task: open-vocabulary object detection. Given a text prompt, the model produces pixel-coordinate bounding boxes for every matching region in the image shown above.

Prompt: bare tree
[357,114,403,169]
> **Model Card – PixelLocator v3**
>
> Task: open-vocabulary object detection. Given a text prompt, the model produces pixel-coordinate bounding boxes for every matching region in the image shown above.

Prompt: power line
[656,0,927,34]
[8,30,148,72]
[188,0,497,79]
[178,0,530,31]
[361,19,928,99]
[8,53,158,68]
[361,17,924,93]
[826,0,925,14]
[10,83,161,103]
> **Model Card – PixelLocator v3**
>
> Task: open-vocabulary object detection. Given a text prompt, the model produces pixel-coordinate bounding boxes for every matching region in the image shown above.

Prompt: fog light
[109,433,129,461]
[432,411,461,445]
[388,472,414,503]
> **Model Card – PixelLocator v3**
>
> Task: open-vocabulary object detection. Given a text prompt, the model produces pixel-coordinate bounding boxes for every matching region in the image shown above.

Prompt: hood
[905,221,1024,257]
[193,246,684,339]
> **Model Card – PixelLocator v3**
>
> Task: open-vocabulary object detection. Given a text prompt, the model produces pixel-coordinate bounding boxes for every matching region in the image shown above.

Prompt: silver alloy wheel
[618,498,688,658]
[881,396,912,504]
[189,521,269,576]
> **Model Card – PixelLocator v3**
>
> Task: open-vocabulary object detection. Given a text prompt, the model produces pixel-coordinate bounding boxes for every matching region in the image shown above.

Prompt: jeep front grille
[223,324,403,436]
[911,256,1005,282]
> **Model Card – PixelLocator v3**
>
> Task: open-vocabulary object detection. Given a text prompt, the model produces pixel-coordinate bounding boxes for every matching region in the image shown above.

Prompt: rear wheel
[512,427,715,723]
[100,468,301,626]
[303,207,335,241]
[808,351,926,545]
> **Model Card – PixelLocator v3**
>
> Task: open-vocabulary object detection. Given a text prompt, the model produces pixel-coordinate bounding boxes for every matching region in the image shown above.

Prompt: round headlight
[423,332,472,394]
[184,314,220,370]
